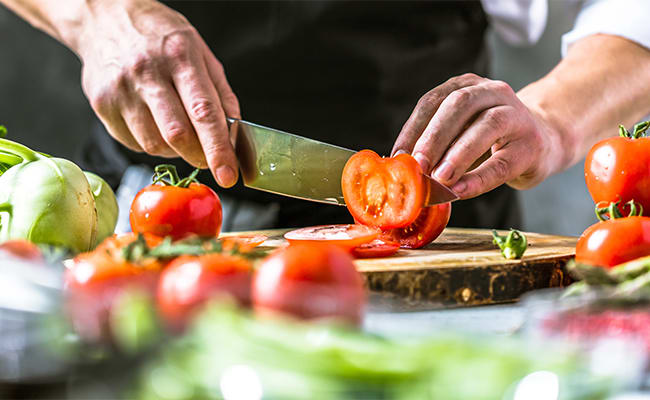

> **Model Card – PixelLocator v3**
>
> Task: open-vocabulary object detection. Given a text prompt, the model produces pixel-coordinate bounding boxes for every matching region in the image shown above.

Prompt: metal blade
[229,118,353,205]
[228,118,459,206]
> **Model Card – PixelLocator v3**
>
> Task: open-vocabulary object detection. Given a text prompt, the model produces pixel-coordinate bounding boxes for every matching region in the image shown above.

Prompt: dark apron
[79,0,521,230]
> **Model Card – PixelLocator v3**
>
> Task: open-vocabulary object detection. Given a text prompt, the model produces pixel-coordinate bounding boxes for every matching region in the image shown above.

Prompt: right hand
[76,0,239,187]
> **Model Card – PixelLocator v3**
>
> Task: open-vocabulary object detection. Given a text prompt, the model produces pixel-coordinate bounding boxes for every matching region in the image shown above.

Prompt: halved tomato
[221,234,268,252]
[382,204,451,249]
[284,224,378,250]
[342,150,428,229]
[352,239,400,258]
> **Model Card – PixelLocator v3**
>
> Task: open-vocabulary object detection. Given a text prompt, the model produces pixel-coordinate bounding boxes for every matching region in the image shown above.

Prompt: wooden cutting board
[223,228,577,311]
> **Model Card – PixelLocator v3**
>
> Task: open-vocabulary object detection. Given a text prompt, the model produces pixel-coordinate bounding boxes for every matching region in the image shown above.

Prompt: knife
[227,118,459,206]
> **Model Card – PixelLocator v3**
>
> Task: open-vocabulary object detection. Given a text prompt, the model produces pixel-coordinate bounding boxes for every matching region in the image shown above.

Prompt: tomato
[0,239,43,261]
[221,234,268,252]
[342,149,427,229]
[64,234,165,342]
[157,254,252,331]
[585,124,650,213]
[575,216,650,268]
[381,204,451,249]
[252,243,365,324]
[351,239,400,258]
[284,224,378,250]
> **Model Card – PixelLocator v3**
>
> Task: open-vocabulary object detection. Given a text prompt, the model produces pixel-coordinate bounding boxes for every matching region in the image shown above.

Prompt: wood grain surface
[223,228,577,311]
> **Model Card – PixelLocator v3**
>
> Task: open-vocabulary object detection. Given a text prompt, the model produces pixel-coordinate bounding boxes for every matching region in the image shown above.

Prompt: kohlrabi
[0,138,97,252]
[84,171,118,247]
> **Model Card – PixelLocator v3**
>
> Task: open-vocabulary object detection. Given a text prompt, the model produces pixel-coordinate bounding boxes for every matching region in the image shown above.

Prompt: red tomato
[381,204,451,249]
[252,243,365,324]
[221,234,268,252]
[130,182,222,240]
[352,239,400,258]
[575,216,650,268]
[157,254,252,331]
[342,150,427,229]
[0,240,43,261]
[64,234,165,342]
[284,224,378,250]
[585,134,650,213]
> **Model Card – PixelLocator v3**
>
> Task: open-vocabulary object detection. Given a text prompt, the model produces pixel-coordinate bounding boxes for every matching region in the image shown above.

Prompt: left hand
[391,73,561,200]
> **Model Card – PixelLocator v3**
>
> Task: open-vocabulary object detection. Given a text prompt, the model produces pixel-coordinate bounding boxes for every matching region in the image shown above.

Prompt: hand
[392,73,562,199]
[75,0,239,187]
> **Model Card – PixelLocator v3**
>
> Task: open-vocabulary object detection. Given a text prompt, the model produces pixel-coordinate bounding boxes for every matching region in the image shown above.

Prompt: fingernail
[413,152,430,173]
[216,165,236,188]
[393,149,408,157]
[452,180,466,195]
[433,161,454,182]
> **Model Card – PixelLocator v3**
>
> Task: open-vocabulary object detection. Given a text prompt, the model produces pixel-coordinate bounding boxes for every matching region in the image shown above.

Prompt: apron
[80,0,521,231]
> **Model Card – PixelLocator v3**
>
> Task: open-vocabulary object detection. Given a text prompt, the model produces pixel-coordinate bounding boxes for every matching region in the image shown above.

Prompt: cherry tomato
[381,204,451,249]
[221,234,268,252]
[252,243,365,324]
[130,183,222,240]
[342,149,427,229]
[0,239,43,261]
[575,216,650,268]
[157,254,252,331]
[585,129,650,213]
[351,239,400,258]
[284,224,378,250]
[64,234,165,342]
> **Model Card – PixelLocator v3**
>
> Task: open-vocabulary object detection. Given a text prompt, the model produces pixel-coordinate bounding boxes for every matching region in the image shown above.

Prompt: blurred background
[0,2,595,236]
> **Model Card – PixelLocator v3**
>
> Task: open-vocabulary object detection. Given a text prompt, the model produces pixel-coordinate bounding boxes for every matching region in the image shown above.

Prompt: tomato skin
[157,254,252,331]
[130,183,222,240]
[575,216,650,268]
[585,136,650,212]
[221,234,268,252]
[0,239,43,261]
[351,239,400,258]
[342,150,427,229]
[284,224,379,250]
[252,243,365,324]
[382,203,451,249]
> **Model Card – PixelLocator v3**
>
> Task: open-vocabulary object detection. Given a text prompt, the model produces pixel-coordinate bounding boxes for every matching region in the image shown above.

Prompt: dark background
[0,2,594,235]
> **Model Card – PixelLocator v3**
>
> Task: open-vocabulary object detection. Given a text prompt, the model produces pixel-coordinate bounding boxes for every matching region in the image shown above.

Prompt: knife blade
[227,118,459,206]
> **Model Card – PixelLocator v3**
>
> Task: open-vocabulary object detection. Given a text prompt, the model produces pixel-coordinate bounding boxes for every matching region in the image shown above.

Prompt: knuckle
[490,157,510,180]
[417,90,437,107]
[141,139,168,156]
[162,123,191,146]
[189,99,219,123]
[162,30,194,63]
[127,54,155,78]
[483,108,508,132]
[447,88,471,108]
[490,80,514,95]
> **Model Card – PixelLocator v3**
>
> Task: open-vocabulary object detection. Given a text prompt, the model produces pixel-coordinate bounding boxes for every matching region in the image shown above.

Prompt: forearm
[518,34,650,174]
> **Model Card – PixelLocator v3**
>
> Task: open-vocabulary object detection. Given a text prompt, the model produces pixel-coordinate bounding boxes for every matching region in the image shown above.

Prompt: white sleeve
[481,0,548,46]
[562,0,650,56]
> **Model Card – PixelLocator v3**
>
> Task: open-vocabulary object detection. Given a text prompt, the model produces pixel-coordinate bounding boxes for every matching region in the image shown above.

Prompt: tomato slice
[351,239,400,258]
[0,240,44,261]
[342,150,427,229]
[284,224,379,250]
[382,203,451,249]
[221,234,268,252]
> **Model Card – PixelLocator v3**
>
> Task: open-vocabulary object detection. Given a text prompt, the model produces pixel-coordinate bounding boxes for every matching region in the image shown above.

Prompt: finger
[203,43,241,120]
[97,113,144,153]
[140,82,207,168]
[121,102,177,158]
[432,106,512,186]
[450,145,524,199]
[391,73,485,156]
[411,80,514,175]
[172,58,238,188]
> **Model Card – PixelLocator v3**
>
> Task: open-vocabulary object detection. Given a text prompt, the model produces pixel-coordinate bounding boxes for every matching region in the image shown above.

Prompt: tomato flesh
[352,239,400,258]
[342,150,427,229]
[221,234,268,252]
[157,254,252,331]
[252,243,365,324]
[0,240,43,261]
[284,224,378,250]
[382,204,451,249]
[575,216,650,268]
[130,182,222,240]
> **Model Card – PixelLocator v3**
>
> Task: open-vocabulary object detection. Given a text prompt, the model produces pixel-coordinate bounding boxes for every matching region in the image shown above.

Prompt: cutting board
[223,228,577,311]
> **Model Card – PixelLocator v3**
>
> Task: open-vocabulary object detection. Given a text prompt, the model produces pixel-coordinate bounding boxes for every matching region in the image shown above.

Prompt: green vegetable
[492,229,527,260]
[84,171,118,247]
[0,138,97,252]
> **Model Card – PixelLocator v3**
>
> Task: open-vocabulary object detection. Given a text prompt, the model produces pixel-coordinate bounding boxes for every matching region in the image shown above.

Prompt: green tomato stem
[595,200,642,221]
[152,164,200,188]
[492,229,527,260]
